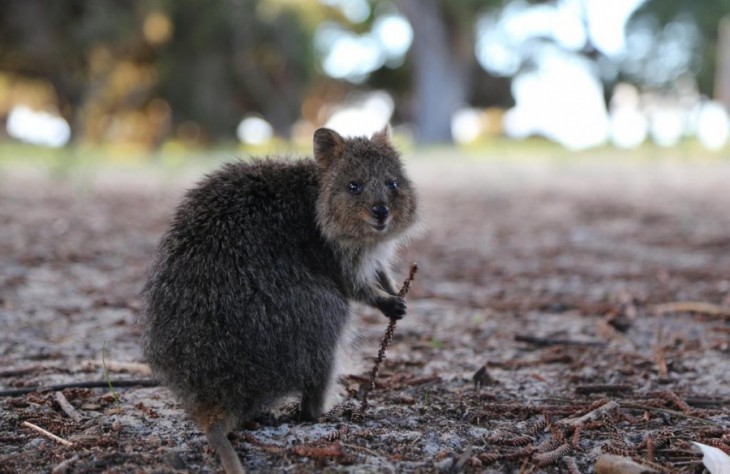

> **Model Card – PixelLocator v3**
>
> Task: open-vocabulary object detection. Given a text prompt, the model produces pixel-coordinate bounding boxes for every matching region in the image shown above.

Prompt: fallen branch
[291,441,344,459]
[559,400,620,427]
[80,360,152,375]
[595,454,658,474]
[355,263,419,420]
[21,421,73,447]
[0,379,159,397]
[619,402,720,426]
[684,396,730,408]
[54,391,82,423]
[515,335,607,348]
[575,384,634,396]
[0,362,63,377]
[653,302,730,319]
[51,455,80,474]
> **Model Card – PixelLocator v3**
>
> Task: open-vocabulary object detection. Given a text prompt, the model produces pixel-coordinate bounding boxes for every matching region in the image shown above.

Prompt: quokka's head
[314,127,418,245]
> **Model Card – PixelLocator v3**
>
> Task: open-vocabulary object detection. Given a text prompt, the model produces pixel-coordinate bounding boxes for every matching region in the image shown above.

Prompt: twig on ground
[645,435,655,464]
[21,421,73,447]
[54,391,82,423]
[291,441,344,459]
[595,454,662,474]
[0,448,44,465]
[453,443,474,472]
[657,390,691,413]
[355,263,419,420]
[619,402,719,426]
[0,362,63,377]
[0,379,160,397]
[559,401,620,428]
[684,396,730,407]
[653,325,669,378]
[80,360,152,375]
[514,335,607,348]
[575,384,634,396]
[51,455,80,474]
[653,301,730,319]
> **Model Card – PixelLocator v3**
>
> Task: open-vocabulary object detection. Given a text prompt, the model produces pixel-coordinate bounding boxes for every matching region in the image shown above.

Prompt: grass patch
[102,340,121,407]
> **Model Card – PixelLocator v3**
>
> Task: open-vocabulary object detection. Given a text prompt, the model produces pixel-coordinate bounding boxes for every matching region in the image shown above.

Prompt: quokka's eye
[347,181,363,194]
[388,179,399,191]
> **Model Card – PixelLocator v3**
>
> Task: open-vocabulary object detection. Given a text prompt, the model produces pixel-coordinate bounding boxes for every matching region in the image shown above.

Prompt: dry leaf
[692,442,730,474]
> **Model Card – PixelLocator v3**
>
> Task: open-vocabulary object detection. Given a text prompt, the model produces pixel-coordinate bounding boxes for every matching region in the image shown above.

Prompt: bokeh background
[2,3,730,472]
[2,0,730,156]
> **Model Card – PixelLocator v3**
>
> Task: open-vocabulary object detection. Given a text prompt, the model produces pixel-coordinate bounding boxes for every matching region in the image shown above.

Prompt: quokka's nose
[371,204,389,221]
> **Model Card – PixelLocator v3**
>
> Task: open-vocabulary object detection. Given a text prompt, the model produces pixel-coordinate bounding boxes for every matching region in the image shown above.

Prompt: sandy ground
[1,155,729,473]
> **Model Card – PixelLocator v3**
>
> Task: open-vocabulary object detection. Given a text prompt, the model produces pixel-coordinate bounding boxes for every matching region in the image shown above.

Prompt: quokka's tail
[206,421,245,474]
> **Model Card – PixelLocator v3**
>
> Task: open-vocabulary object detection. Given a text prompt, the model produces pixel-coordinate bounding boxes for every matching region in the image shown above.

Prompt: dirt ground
[1,154,729,473]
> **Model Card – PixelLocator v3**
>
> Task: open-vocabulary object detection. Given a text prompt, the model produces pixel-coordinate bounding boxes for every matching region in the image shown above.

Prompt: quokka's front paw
[376,295,407,320]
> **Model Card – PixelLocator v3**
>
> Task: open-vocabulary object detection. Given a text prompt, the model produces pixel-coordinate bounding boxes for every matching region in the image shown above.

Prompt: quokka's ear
[314,128,345,171]
[371,124,392,144]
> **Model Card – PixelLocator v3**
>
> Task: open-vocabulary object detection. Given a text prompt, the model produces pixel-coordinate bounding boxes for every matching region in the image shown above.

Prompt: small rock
[436,457,454,472]
[163,450,187,470]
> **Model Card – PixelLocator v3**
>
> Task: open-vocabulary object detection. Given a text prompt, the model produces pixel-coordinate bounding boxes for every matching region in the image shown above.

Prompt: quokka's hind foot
[300,373,336,421]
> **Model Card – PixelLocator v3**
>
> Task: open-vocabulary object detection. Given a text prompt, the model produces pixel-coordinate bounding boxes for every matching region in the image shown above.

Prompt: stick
[0,379,159,397]
[52,455,80,474]
[559,400,620,427]
[653,301,730,319]
[574,384,634,396]
[21,421,74,447]
[0,362,61,377]
[356,263,419,420]
[80,360,152,375]
[619,402,720,426]
[54,391,83,423]
[684,396,730,407]
[515,335,606,347]
[653,344,669,378]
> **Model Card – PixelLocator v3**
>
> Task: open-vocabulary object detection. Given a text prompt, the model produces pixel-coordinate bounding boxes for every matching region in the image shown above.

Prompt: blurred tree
[717,16,730,109]
[0,0,145,143]
[398,0,469,144]
[397,0,505,144]
[626,0,730,96]
[10,0,722,148]
[0,0,321,144]
[156,0,318,140]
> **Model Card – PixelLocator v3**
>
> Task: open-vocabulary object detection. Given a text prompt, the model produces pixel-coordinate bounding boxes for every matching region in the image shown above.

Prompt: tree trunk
[399,0,470,144]
[228,0,298,138]
[715,16,730,109]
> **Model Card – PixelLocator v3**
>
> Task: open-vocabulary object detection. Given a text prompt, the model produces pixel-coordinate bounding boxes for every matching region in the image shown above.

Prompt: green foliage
[628,0,730,94]
[0,0,321,142]
[1,0,728,146]
[102,340,122,407]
